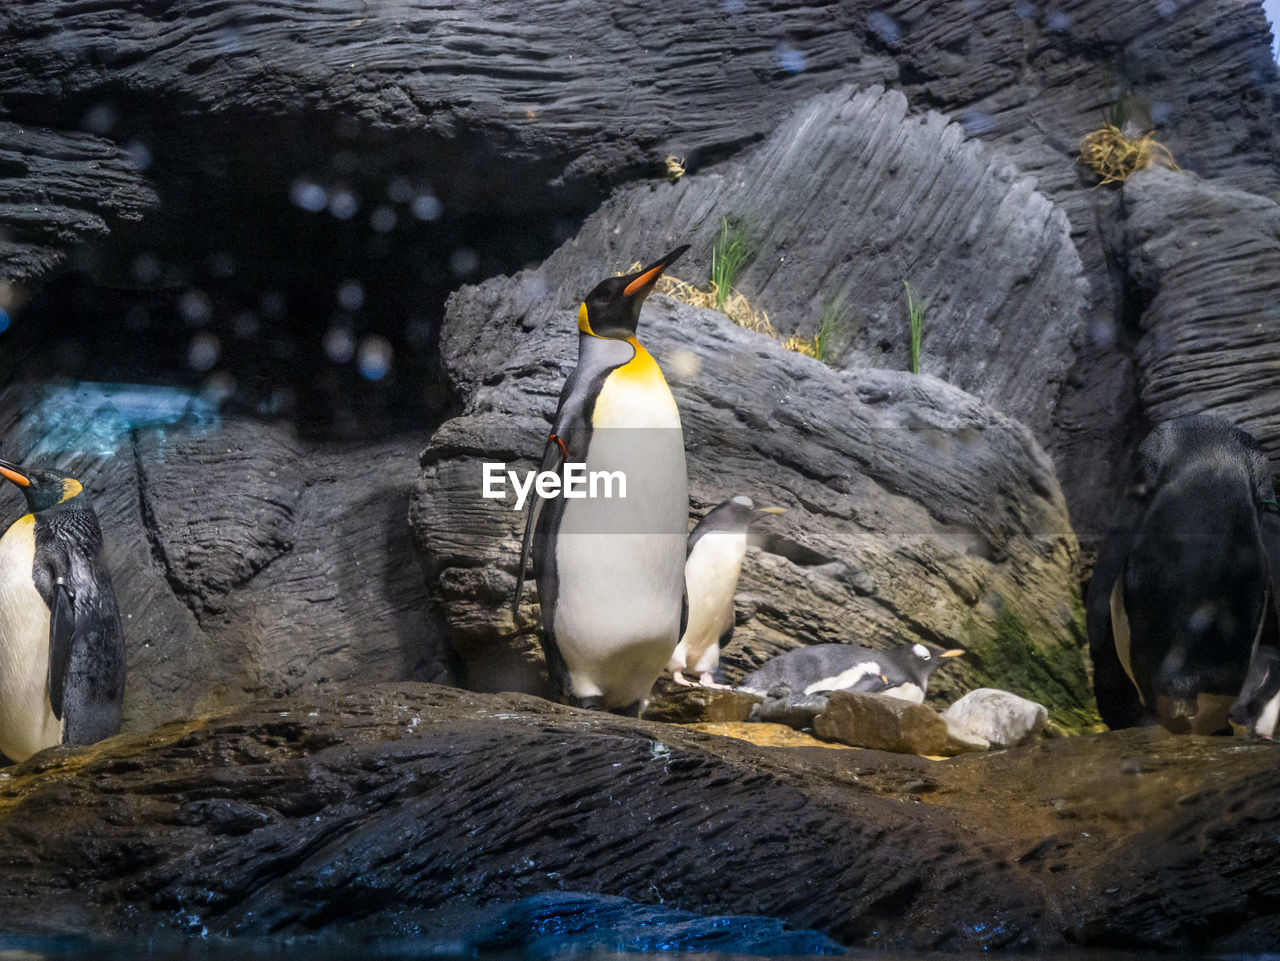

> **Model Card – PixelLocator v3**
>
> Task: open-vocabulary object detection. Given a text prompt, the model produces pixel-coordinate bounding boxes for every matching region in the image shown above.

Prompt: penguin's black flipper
[512,436,564,619]
[47,577,75,721]
[1087,487,1148,730]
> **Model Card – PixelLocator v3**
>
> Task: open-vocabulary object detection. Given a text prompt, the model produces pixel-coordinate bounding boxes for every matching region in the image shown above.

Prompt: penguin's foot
[575,696,606,712]
[671,671,696,687]
[698,673,733,690]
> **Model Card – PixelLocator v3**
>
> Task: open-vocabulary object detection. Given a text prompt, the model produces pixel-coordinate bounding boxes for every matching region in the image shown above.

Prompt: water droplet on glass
[124,140,152,170]
[233,311,259,339]
[179,290,213,326]
[207,251,236,278]
[370,205,397,233]
[132,253,161,284]
[203,371,236,404]
[261,291,286,319]
[959,109,997,136]
[188,332,220,371]
[329,188,359,220]
[289,179,328,212]
[323,327,356,363]
[449,248,479,277]
[215,26,241,54]
[866,11,901,45]
[1046,10,1072,31]
[337,280,364,311]
[773,43,806,74]
[82,103,117,135]
[412,193,443,221]
[358,336,393,380]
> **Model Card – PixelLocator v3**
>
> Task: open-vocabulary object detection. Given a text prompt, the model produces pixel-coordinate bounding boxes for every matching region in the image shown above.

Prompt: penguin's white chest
[552,354,688,709]
[671,532,746,674]
[0,516,61,761]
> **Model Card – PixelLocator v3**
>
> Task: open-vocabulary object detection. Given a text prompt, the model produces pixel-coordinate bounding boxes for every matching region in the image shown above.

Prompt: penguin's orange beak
[0,459,31,488]
[623,244,691,297]
[939,649,965,658]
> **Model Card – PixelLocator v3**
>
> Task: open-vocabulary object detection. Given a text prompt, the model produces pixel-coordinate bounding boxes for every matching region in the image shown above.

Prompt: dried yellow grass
[1079,124,1179,185]
[623,262,812,352]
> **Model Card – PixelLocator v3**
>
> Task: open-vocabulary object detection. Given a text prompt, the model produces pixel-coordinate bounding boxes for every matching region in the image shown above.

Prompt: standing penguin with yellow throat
[0,459,125,761]
[514,246,690,716]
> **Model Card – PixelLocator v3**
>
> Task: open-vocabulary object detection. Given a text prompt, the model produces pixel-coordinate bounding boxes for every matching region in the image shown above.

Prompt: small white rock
[942,688,1048,748]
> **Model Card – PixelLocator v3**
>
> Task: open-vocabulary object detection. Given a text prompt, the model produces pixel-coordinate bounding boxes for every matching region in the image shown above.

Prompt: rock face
[813,690,949,755]
[411,256,1092,726]
[0,683,1278,952]
[0,384,452,735]
[942,689,1049,749]
[566,85,1088,437]
[1122,168,1280,463]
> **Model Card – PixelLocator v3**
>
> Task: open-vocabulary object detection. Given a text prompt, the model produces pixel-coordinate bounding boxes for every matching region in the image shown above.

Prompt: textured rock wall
[0,384,452,732]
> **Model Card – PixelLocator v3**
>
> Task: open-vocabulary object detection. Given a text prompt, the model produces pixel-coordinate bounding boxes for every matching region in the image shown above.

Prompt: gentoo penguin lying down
[738,641,963,703]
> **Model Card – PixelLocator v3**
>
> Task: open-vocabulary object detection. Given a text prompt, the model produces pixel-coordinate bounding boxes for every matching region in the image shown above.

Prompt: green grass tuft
[813,298,847,363]
[904,281,927,374]
[710,215,755,311]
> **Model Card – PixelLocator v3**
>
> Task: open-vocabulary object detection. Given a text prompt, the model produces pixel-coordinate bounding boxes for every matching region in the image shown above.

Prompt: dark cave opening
[2,94,605,441]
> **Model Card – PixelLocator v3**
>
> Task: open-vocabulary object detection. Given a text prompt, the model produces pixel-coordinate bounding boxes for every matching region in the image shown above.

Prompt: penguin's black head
[579,245,690,339]
[895,641,965,685]
[0,459,83,513]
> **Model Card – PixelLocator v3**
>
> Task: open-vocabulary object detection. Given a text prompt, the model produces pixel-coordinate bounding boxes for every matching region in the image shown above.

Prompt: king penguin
[1087,415,1280,734]
[667,495,784,689]
[513,246,690,715]
[0,458,125,761]
[738,641,963,703]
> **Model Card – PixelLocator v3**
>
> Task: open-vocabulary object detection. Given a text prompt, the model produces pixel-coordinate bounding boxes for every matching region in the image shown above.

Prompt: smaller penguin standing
[0,458,125,762]
[1230,646,1280,739]
[667,496,784,689]
[738,641,963,703]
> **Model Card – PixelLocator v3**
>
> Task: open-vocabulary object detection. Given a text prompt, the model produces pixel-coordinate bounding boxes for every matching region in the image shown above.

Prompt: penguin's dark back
[1126,427,1271,698]
[33,501,126,741]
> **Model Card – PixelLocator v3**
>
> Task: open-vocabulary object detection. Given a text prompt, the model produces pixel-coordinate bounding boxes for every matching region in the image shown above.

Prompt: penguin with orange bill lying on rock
[668,495,785,689]
[0,458,125,762]
[513,246,690,717]
[1087,415,1280,735]
[738,641,963,702]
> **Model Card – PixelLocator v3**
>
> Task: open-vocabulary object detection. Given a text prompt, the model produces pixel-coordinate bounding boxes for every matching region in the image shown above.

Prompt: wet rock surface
[0,683,1277,952]
[813,690,949,756]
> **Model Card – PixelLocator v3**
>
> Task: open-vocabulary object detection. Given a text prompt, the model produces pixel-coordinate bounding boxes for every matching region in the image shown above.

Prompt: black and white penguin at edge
[1087,415,1280,735]
[0,458,125,762]
[667,495,784,689]
[512,246,691,716]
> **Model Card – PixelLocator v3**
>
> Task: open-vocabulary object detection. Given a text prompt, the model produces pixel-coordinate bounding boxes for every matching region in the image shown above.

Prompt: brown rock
[813,690,949,755]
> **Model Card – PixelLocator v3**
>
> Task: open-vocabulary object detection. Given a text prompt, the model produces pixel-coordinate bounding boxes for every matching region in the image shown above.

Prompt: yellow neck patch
[614,337,668,387]
[59,479,83,504]
[577,303,597,337]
